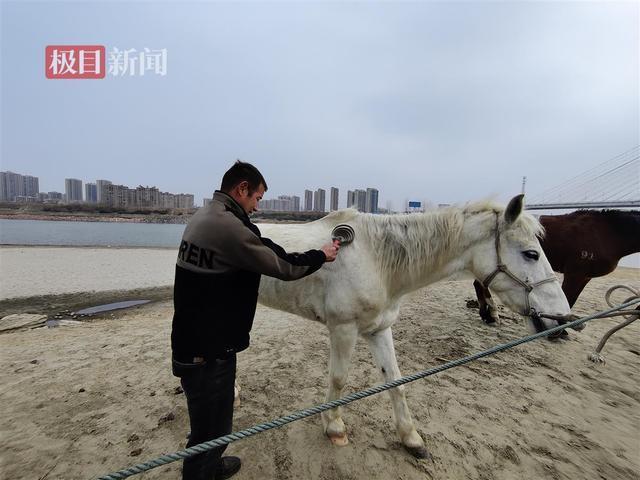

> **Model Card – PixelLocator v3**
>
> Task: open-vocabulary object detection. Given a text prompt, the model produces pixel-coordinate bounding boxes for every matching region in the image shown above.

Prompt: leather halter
[481,213,559,326]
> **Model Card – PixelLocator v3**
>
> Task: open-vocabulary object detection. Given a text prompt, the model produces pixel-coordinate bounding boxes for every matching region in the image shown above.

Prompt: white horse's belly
[258,275,325,323]
[258,264,394,333]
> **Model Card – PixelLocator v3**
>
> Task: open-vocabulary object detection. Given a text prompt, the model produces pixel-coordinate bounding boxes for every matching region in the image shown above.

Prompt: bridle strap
[481,213,559,316]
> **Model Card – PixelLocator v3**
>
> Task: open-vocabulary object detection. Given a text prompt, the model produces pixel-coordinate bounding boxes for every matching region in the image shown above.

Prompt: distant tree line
[252,211,327,222]
[0,202,330,223]
[0,202,197,216]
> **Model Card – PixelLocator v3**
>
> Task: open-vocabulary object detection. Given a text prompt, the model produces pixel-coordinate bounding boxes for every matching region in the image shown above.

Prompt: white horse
[254,194,570,458]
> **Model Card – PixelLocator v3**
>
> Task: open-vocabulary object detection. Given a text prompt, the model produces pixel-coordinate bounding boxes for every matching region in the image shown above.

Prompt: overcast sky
[1,1,638,210]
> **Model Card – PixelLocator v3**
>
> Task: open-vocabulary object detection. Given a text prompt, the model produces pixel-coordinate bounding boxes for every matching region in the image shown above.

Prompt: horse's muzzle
[529,310,577,338]
[557,313,585,331]
[530,312,584,340]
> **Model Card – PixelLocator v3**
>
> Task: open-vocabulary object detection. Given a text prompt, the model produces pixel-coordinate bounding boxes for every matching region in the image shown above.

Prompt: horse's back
[256,213,388,326]
[541,211,639,277]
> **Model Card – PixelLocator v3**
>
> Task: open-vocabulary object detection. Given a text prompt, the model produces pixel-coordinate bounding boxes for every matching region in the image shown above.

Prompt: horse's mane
[568,209,640,236]
[315,208,359,224]
[571,209,640,216]
[332,200,543,277]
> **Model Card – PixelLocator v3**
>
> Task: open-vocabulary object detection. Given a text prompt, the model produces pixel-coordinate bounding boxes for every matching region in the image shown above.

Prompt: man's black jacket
[171,191,326,364]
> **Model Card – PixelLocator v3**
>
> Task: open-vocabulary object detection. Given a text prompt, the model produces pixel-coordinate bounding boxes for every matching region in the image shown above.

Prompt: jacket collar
[213,190,249,221]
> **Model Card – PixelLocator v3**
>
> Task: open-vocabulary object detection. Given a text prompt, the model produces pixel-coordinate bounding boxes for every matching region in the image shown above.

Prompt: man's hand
[321,240,340,262]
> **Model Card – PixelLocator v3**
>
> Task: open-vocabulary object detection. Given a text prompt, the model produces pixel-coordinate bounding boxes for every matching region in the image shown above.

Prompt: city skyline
[0,170,196,209]
[27,170,387,210]
[1,169,385,212]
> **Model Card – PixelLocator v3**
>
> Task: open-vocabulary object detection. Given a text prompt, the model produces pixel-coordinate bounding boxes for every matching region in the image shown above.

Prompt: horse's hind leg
[321,322,358,446]
[365,327,429,459]
[473,280,499,324]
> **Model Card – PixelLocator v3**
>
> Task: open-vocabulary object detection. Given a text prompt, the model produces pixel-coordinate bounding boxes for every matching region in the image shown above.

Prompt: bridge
[525,145,639,211]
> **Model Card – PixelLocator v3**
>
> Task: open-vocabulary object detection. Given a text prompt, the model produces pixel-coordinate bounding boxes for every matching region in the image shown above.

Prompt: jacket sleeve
[220,223,326,280]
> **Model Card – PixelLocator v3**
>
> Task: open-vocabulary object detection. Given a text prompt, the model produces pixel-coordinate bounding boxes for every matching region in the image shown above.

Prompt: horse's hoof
[479,306,497,324]
[405,445,431,459]
[328,433,349,446]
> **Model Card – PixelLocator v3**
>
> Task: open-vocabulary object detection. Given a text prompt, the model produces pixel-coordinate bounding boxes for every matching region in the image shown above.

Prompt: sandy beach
[0,248,638,480]
[0,246,177,299]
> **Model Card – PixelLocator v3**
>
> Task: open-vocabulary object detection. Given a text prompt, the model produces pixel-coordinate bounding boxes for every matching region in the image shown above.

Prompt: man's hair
[220,160,268,194]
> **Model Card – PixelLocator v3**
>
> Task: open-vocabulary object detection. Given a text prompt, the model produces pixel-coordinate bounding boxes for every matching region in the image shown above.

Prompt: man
[171,161,339,480]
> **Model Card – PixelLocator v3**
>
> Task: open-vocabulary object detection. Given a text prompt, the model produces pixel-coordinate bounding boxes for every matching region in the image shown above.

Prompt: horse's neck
[591,213,640,259]
[615,235,640,258]
[365,209,479,296]
[614,214,640,257]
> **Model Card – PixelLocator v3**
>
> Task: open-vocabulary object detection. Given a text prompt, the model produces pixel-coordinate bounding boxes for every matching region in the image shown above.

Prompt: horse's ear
[504,194,525,224]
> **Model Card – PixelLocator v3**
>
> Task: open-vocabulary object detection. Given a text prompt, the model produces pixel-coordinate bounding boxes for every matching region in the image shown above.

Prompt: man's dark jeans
[173,354,237,480]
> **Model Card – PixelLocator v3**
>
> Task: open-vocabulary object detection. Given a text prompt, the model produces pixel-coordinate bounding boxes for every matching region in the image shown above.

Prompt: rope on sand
[96,297,640,480]
[588,285,640,363]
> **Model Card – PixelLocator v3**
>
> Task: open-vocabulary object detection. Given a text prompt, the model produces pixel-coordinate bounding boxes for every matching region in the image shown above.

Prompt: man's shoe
[215,456,241,480]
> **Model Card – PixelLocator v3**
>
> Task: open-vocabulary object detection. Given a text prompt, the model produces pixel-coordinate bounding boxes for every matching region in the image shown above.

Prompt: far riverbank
[0,212,190,224]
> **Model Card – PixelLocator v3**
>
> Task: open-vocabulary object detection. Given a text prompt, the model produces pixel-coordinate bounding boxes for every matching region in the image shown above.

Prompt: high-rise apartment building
[176,194,195,209]
[346,187,379,213]
[313,188,326,212]
[355,189,367,212]
[65,178,83,203]
[24,175,39,197]
[347,190,355,208]
[96,179,112,204]
[260,195,301,212]
[304,190,313,211]
[85,183,97,203]
[135,186,160,208]
[0,171,22,201]
[0,171,39,202]
[101,182,194,209]
[102,183,128,207]
[330,187,339,211]
[366,188,379,214]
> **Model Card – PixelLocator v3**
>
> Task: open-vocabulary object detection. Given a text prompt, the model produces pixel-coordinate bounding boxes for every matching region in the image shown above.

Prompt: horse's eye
[522,250,539,261]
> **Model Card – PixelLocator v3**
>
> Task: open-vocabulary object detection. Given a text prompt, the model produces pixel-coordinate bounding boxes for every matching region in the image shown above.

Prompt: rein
[481,213,559,330]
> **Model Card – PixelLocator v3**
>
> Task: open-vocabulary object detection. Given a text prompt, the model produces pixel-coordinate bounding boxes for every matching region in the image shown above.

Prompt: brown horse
[474,210,640,324]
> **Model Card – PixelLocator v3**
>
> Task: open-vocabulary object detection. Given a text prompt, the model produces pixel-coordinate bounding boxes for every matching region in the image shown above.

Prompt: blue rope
[96,298,639,480]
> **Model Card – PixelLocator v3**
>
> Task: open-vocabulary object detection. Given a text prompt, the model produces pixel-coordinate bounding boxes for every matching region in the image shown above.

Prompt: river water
[0,219,185,248]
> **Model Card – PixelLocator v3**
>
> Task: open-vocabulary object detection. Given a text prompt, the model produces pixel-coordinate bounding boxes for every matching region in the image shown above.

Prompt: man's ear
[237,181,249,196]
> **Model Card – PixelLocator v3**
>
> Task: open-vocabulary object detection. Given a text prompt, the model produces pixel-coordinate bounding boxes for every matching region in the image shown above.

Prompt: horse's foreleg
[473,280,499,324]
[365,328,429,459]
[321,322,358,446]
